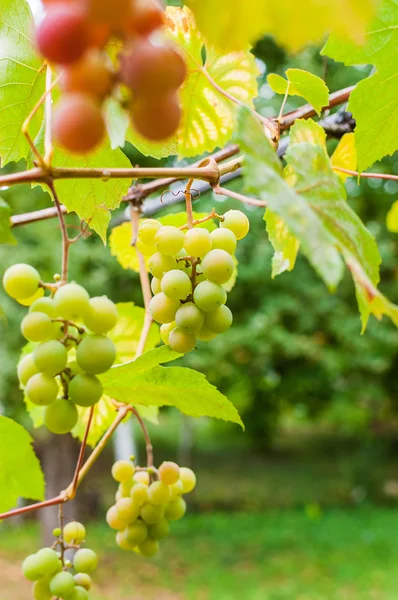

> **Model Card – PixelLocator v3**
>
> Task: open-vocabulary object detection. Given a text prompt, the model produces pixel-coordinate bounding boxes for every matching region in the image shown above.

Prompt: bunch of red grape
[136,209,250,353]
[107,459,196,556]
[35,0,187,152]
[22,521,97,599]
[3,264,118,433]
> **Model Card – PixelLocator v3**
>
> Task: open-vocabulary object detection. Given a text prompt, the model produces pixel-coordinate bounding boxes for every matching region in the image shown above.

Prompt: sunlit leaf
[386,200,398,233]
[110,302,160,364]
[268,69,329,115]
[331,133,357,181]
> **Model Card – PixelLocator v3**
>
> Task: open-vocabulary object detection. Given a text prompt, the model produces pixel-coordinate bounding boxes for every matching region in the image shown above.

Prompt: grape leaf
[0,0,46,165]
[0,198,16,244]
[386,200,398,233]
[322,0,398,171]
[109,302,160,364]
[186,0,377,52]
[331,133,357,181]
[0,416,45,513]
[265,210,300,277]
[100,347,243,427]
[268,69,329,115]
[105,97,130,151]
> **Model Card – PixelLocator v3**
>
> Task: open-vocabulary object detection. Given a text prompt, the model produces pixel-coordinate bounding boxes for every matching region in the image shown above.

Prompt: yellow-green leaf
[268,69,329,115]
[331,133,357,181]
[265,210,300,277]
[0,198,16,245]
[109,302,160,364]
[387,200,398,233]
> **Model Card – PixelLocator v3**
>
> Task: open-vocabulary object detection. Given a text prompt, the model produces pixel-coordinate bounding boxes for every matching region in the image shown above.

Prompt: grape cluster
[2,264,118,434]
[136,210,250,353]
[107,459,196,556]
[35,0,186,152]
[22,521,98,599]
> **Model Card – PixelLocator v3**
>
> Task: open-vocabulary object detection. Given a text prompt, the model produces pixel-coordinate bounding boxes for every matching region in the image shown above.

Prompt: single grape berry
[35,548,60,576]
[130,482,149,506]
[179,467,197,493]
[131,93,181,141]
[148,253,177,279]
[83,296,118,334]
[17,353,39,386]
[53,93,105,154]
[148,518,170,540]
[148,481,171,505]
[73,548,98,573]
[61,50,114,100]
[133,471,150,486]
[63,521,86,545]
[184,228,212,258]
[26,373,58,406]
[112,460,135,483]
[201,249,235,284]
[193,281,227,312]
[33,578,53,600]
[69,586,89,600]
[158,461,180,485]
[68,373,103,407]
[220,209,250,240]
[33,341,68,376]
[154,226,184,256]
[74,573,92,591]
[168,328,196,353]
[204,305,233,334]
[136,238,157,256]
[29,296,58,318]
[151,277,162,295]
[210,228,237,255]
[44,398,78,434]
[165,497,187,521]
[138,538,159,557]
[149,293,180,324]
[138,219,162,245]
[50,571,75,597]
[53,283,90,320]
[160,322,175,345]
[76,334,116,374]
[21,312,53,342]
[196,326,217,342]
[106,505,125,530]
[22,555,43,581]
[170,480,184,499]
[3,263,40,300]
[116,497,140,522]
[140,503,165,525]
[125,521,148,545]
[125,0,164,36]
[36,5,90,64]
[161,270,191,300]
[175,302,204,333]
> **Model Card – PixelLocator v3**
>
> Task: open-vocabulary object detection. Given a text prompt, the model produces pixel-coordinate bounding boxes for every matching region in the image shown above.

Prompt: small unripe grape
[26,373,58,406]
[168,328,196,353]
[133,471,150,486]
[170,480,184,499]
[33,578,52,600]
[149,293,180,324]
[148,253,177,279]
[154,226,184,256]
[193,281,227,312]
[36,5,90,65]
[49,571,75,597]
[175,302,204,333]
[21,312,53,342]
[148,481,171,505]
[158,461,180,485]
[140,503,165,525]
[165,497,186,521]
[179,467,197,493]
[33,341,68,376]
[17,354,39,386]
[115,530,133,551]
[3,264,40,300]
[44,398,78,434]
[161,270,191,300]
[68,373,103,407]
[35,548,60,576]
[53,93,105,154]
[73,573,92,591]
[148,518,170,540]
[138,538,159,557]
[204,305,233,334]
[116,497,140,522]
[76,334,116,374]
[68,585,89,600]
[210,228,237,254]
[151,277,162,295]
[138,219,162,246]
[125,520,148,545]
[201,249,234,284]
[220,210,250,240]
[160,322,175,345]
[196,326,217,341]
[131,93,181,141]
[53,527,62,538]
[125,0,164,35]
[53,283,90,320]
[136,238,156,256]
[22,554,42,581]
[73,548,98,573]
[29,297,57,318]
[130,482,149,506]
[61,50,114,100]
[112,459,135,482]
[184,228,212,258]
[106,505,125,530]
[83,296,118,334]
[63,521,86,545]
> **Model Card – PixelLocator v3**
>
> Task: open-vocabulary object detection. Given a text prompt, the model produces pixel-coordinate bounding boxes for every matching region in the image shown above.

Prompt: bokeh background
[1,3,398,599]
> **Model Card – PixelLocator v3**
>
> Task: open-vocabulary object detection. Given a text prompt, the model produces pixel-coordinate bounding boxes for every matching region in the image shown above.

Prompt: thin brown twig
[47,180,70,284]
[131,407,153,468]
[70,406,95,497]
[214,185,266,207]
[332,167,398,181]
[179,209,222,231]
[0,495,67,521]
[44,65,55,166]
[185,178,194,229]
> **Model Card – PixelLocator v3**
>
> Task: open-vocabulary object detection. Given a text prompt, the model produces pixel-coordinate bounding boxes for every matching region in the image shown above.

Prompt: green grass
[3,507,398,599]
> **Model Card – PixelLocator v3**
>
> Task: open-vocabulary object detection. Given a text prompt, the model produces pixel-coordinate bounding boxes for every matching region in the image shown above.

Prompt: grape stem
[52,319,85,334]
[213,185,267,207]
[332,167,398,181]
[70,406,95,497]
[185,178,195,229]
[48,180,71,284]
[131,407,154,468]
[179,208,223,231]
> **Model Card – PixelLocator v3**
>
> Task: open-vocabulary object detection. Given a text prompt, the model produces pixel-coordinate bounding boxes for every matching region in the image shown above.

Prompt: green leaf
[331,132,357,181]
[268,69,329,115]
[0,0,46,165]
[72,395,122,448]
[386,200,398,233]
[110,302,160,364]
[105,97,130,150]
[101,347,243,427]
[322,0,398,171]
[0,416,45,513]
[0,198,16,245]
[265,210,300,277]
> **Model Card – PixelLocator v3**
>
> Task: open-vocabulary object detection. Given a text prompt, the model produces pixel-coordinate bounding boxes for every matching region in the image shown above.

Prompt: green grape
[138,538,159,557]
[160,322,175,345]
[106,505,125,530]
[17,353,39,386]
[115,489,123,503]
[193,281,227,312]
[165,497,186,521]
[196,326,217,341]
[204,305,233,334]
[76,334,116,374]
[68,586,89,600]
[158,461,180,485]
[22,554,43,581]
[63,521,86,545]
[140,503,165,525]
[148,481,171,505]
[119,480,133,497]
[35,548,60,576]
[3,263,40,300]
[130,482,149,506]
[83,296,118,333]
[220,209,250,240]
[53,283,90,320]
[201,249,234,284]
[161,269,191,300]
[33,578,52,600]
[21,312,53,342]
[179,467,197,493]
[73,548,98,573]
[33,340,68,376]
[116,530,134,551]
[149,293,180,324]
[112,459,135,482]
[44,398,78,434]
[125,520,148,545]
[26,373,58,406]
[29,296,58,318]
[133,471,150,486]
[150,277,162,295]
[68,373,103,407]
[73,573,92,591]
[210,228,237,254]
[53,527,62,537]
[50,571,75,597]
[154,225,184,255]
[148,252,177,279]
[116,497,140,522]
[138,218,162,246]
[183,228,212,258]
[170,480,184,499]
[168,328,196,353]
[136,238,156,256]
[175,302,204,333]
[148,518,170,540]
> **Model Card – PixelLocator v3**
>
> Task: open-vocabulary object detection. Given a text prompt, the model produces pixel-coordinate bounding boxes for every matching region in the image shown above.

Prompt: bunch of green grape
[137,209,250,353]
[2,265,118,434]
[106,459,196,556]
[22,521,97,600]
